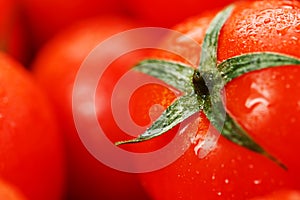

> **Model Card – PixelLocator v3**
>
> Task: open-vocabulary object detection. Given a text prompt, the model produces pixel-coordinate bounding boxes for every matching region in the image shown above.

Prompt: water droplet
[217,192,222,196]
[192,130,219,159]
[276,25,290,35]
[264,18,271,24]
[224,179,230,184]
[248,164,254,169]
[245,82,270,111]
[291,36,298,41]
[285,84,291,89]
[212,174,216,180]
[196,170,200,175]
[253,179,262,185]
[246,97,269,109]
[295,23,300,32]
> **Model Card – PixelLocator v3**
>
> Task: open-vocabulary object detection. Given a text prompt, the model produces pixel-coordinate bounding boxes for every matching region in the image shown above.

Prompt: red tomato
[121,0,238,27]
[31,16,151,199]
[250,190,300,200]
[20,0,121,50]
[0,0,30,64]
[125,0,300,199]
[0,179,27,200]
[0,52,65,200]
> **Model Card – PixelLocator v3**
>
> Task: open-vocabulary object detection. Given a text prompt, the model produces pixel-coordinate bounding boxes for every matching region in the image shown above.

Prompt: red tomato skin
[32,17,151,200]
[0,52,65,200]
[134,0,300,199]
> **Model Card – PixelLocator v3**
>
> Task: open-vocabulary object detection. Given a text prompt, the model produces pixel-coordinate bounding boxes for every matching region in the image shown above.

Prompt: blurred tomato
[0,52,65,200]
[31,16,151,200]
[0,179,27,200]
[121,0,238,27]
[20,0,122,50]
[0,0,30,64]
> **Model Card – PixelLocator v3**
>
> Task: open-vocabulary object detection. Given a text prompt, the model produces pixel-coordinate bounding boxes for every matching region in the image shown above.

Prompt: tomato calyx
[116,5,300,169]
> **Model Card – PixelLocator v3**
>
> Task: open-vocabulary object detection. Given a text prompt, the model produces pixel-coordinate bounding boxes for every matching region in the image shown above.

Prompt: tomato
[20,0,121,50]
[250,190,300,200]
[123,0,300,199]
[121,0,237,27]
[0,52,65,200]
[31,16,151,199]
[0,0,30,64]
[0,179,27,200]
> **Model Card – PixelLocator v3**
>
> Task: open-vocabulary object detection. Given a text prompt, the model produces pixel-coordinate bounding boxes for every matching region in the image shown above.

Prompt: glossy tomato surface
[0,52,65,200]
[32,16,151,200]
[130,0,300,199]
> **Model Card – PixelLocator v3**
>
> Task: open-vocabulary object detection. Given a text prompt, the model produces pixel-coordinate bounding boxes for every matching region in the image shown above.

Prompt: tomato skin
[135,0,300,199]
[0,180,27,200]
[32,17,151,199]
[0,52,65,200]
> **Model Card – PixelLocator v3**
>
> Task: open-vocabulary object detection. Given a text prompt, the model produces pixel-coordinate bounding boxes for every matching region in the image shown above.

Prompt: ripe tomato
[126,0,300,199]
[0,52,65,200]
[121,0,237,27]
[20,0,121,50]
[0,0,30,64]
[31,16,151,199]
[0,179,27,200]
